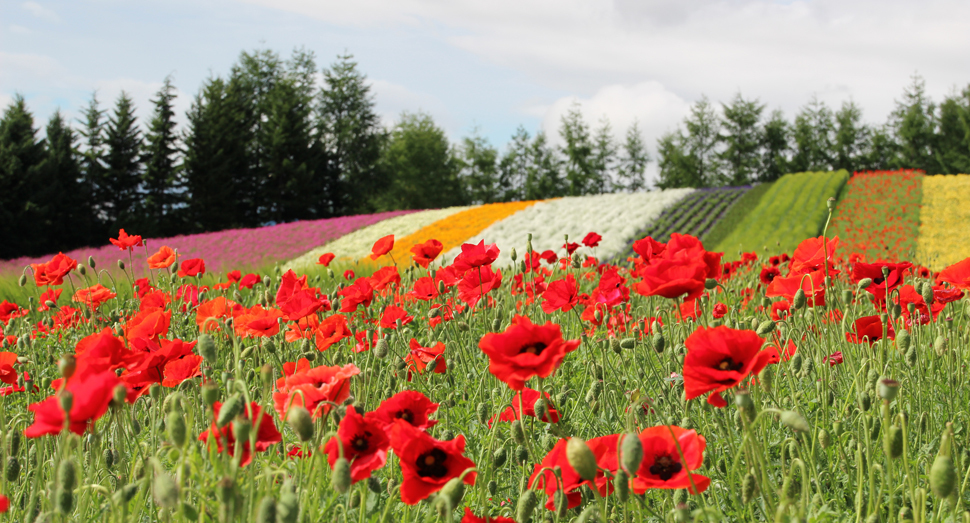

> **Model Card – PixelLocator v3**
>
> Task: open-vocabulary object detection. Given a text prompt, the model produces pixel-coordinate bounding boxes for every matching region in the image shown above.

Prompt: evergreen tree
[318,53,386,214]
[833,100,869,173]
[719,93,764,186]
[529,131,565,199]
[0,95,47,257]
[41,110,93,251]
[590,118,617,193]
[377,111,464,210]
[78,93,106,237]
[102,91,144,230]
[655,130,695,189]
[496,127,530,202]
[790,96,834,172]
[559,104,597,196]
[933,89,970,174]
[458,131,500,204]
[859,125,899,171]
[891,74,938,173]
[183,77,248,232]
[682,97,722,186]
[140,76,182,236]
[616,121,649,192]
[759,109,790,182]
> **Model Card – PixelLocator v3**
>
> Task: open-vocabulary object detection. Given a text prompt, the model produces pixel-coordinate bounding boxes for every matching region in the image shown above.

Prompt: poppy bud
[905,345,918,367]
[487,480,498,496]
[792,289,807,309]
[594,310,603,322]
[572,257,581,269]
[256,496,277,523]
[511,420,526,445]
[652,332,665,353]
[458,322,469,332]
[167,411,187,448]
[510,248,517,262]
[619,337,636,350]
[931,455,957,498]
[858,392,872,412]
[233,418,252,444]
[516,489,538,523]
[476,403,489,425]
[740,471,758,504]
[5,457,20,482]
[18,274,26,287]
[935,335,947,355]
[434,495,452,519]
[818,429,831,449]
[610,337,621,354]
[780,411,810,432]
[197,334,217,363]
[896,329,911,354]
[79,264,89,276]
[59,354,76,380]
[492,447,508,468]
[58,458,78,492]
[56,487,74,514]
[440,476,466,508]
[154,471,179,508]
[103,448,114,469]
[8,431,21,455]
[515,445,529,464]
[372,338,388,359]
[761,365,774,391]
[201,383,219,407]
[59,390,74,415]
[217,394,244,428]
[566,437,598,481]
[703,278,718,290]
[287,407,314,442]
[886,426,903,459]
[150,383,162,401]
[755,321,776,336]
[878,378,900,402]
[332,457,351,494]
[620,432,643,474]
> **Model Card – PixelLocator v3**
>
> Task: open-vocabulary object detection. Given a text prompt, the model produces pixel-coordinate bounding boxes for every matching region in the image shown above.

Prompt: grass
[700,182,773,251]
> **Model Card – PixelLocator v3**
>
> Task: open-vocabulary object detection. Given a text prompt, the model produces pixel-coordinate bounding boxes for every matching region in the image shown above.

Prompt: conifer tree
[42,110,93,251]
[935,89,970,174]
[0,96,47,257]
[759,109,790,182]
[141,76,182,236]
[78,93,107,237]
[458,131,500,204]
[377,111,463,210]
[790,96,834,172]
[891,74,938,173]
[719,93,764,186]
[833,100,869,174]
[560,104,597,196]
[102,91,144,230]
[616,121,649,192]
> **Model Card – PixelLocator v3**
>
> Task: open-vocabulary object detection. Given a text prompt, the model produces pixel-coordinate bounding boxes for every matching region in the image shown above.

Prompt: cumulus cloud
[367,78,453,132]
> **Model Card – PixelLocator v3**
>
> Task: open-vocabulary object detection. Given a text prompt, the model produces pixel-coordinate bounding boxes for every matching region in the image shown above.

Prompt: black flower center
[396,410,414,423]
[416,448,448,478]
[717,358,744,372]
[352,433,370,452]
[520,342,548,356]
[649,454,683,481]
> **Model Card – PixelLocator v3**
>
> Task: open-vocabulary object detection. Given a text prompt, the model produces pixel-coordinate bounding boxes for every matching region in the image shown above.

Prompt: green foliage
[0,96,48,258]
[701,181,773,249]
[713,170,849,259]
[139,76,182,237]
[719,93,765,186]
[102,91,144,228]
[457,131,500,204]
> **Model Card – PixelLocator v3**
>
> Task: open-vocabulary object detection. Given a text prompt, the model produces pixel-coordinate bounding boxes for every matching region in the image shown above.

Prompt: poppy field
[2,194,970,523]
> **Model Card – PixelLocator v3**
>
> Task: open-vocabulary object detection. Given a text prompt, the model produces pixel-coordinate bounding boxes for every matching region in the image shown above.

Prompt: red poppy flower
[276,270,325,321]
[147,246,177,269]
[122,339,201,393]
[896,285,944,326]
[389,421,476,505]
[313,314,352,351]
[110,229,143,251]
[407,277,439,301]
[232,305,285,338]
[0,494,8,513]
[370,266,401,292]
[0,300,26,322]
[937,257,970,290]
[712,303,728,319]
[199,401,282,467]
[852,261,911,302]
[845,315,894,344]
[273,360,359,419]
[766,270,826,307]
[195,297,233,332]
[226,270,241,283]
[683,326,775,408]
[789,236,840,276]
[452,240,500,272]
[323,406,390,483]
[344,270,355,280]
[541,274,579,314]
[478,315,581,390]
[635,257,707,300]
[632,236,666,261]
[582,232,602,248]
[370,234,395,260]
[592,268,629,308]
[460,507,515,523]
[933,285,965,304]
[338,278,374,312]
[125,308,172,344]
[825,351,844,366]
[487,387,559,428]
[759,266,780,285]
[405,339,447,379]
[370,390,439,431]
[529,435,619,510]
[317,253,336,266]
[0,352,19,385]
[457,265,502,308]
[411,239,444,268]
[563,242,580,255]
[770,300,791,321]
[239,273,260,289]
[539,250,558,265]
[25,369,124,437]
[30,253,78,286]
[631,425,710,494]
[178,258,206,278]
[36,288,62,312]
[72,284,117,310]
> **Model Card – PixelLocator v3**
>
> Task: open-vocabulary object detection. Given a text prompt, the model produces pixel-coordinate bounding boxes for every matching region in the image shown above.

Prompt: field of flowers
[713,171,849,259]
[828,170,923,263]
[447,190,694,267]
[917,174,970,270]
[2,192,970,523]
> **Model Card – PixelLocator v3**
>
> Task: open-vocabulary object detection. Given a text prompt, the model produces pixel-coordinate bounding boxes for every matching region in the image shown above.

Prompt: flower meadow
[4,196,970,523]
[917,175,970,271]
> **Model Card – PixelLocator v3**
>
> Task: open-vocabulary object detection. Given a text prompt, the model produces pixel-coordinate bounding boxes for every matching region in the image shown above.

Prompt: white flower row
[284,206,473,271]
[440,190,694,267]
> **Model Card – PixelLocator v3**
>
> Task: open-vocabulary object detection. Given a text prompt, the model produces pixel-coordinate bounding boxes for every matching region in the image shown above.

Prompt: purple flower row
[0,210,417,280]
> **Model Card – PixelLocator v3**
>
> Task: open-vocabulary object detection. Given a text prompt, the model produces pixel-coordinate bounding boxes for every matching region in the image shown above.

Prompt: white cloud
[9,25,31,35]
[93,78,193,130]
[366,78,460,137]
[21,1,60,23]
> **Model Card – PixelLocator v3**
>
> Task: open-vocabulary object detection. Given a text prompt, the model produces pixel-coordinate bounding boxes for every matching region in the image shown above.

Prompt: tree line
[656,75,970,188]
[1,48,967,260]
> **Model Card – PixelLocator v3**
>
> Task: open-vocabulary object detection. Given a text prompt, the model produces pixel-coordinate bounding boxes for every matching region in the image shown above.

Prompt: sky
[3,0,970,184]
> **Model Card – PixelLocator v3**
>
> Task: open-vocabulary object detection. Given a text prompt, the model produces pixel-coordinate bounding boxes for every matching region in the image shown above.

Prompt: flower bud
[886,426,903,459]
[492,447,508,468]
[792,289,807,309]
[705,278,718,290]
[233,417,252,443]
[620,338,636,350]
[287,407,314,442]
[896,329,911,354]
[59,390,74,415]
[153,471,179,508]
[756,321,776,336]
[58,458,78,491]
[922,283,934,306]
[198,334,217,363]
[6,457,20,482]
[511,420,526,445]
[217,394,244,428]
[440,476,465,508]
[88,256,96,268]
[841,289,853,303]
[620,432,643,474]
[878,378,900,402]
[566,437,598,481]
[516,489,538,523]
[202,383,219,407]
[332,457,351,494]
[652,332,665,353]
[277,486,299,523]
[167,411,187,448]
[476,403,489,425]
[780,411,810,432]
[818,429,831,449]
[18,274,26,287]
[510,247,517,262]
[742,471,758,504]
[931,455,957,498]
[59,354,77,380]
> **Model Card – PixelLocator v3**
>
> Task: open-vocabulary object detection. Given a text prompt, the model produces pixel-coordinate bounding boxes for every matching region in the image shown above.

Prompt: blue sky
[3,0,969,183]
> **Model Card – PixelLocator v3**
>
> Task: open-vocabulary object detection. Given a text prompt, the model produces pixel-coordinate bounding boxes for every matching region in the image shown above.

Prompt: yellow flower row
[916,174,970,270]
[371,200,539,268]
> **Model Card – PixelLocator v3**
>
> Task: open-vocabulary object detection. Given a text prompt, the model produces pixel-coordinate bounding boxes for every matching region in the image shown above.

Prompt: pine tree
[530,131,564,199]
[655,130,694,189]
[891,74,938,173]
[377,111,464,210]
[496,127,530,202]
[933,89,970,174]
[590,118,617,193]
[41,110,93,251]
[78,93,106,237]
[102,91,144,230]
[682,97,722,186]
[833,100,870,174]
[859,125,899,171]
[616,121,649,192]
[560,104,596,196]
[458,131,500,204]
[140,76,182,236]
[719,93,764,186]
[0,95,47,258]
[318,53,386,214]
[791,96,834,172]
[759,109,790,182]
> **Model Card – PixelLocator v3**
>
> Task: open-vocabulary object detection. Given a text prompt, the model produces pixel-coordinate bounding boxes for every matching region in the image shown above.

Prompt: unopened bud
[118,260,125,270]
[742,471,758,504]
[88,256,96,268]
[652,332,665,353]
[167,411,187,448]
[59,354,76,380]
[516,489,538,523]
[153,471,179,508]
[217,394,244,428]
[440,476,466,508]
[620,433,643,474]
[287,407,314,442]
[233,417,252,443]
[756,321,776,336]
[511,420,526,445]
[332,457,351,494]
[931,455,957,498]
[566,437,597,481]
[792,289,807,309]
[59,390,74,414]
[510,248,517,262]
[886,426,903,459]
[705,278,718,290]
[256,496,277,523]
[198,334,217,363]
[780,410,810,432]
